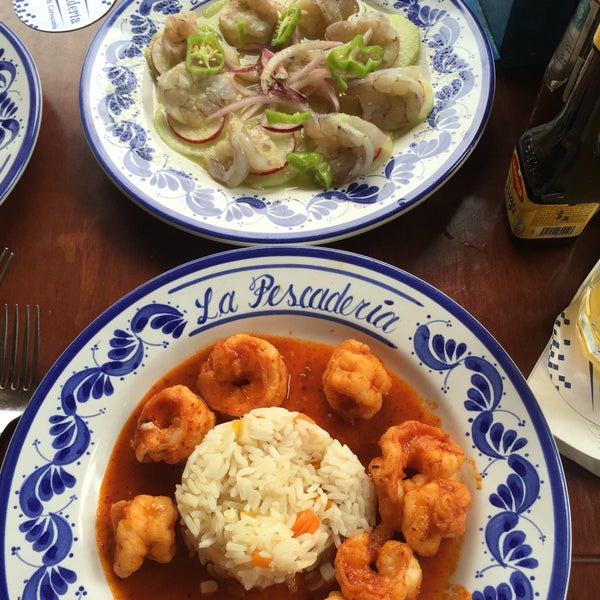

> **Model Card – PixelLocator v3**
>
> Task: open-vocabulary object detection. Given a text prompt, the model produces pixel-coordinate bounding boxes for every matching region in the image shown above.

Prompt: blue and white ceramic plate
[0,247,570,599]
[79,0,495,245]
[0,22,42,207]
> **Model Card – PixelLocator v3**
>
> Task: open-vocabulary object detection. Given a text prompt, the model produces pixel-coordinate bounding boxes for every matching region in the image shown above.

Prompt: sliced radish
[262,122,304,133]
[260,109,310,133]
[167,113,225,144]
[150,35,172,77]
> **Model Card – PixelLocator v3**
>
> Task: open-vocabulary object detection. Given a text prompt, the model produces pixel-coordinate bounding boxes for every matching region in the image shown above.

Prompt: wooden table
[1,5,599,599]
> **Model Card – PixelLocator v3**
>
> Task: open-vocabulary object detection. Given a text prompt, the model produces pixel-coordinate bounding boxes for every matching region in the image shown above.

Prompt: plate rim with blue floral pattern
[0,246,570,599]
[0,21,42,207]
[79,0,495,245]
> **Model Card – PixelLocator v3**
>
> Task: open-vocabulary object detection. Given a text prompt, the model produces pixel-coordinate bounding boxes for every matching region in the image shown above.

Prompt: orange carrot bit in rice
[230,419,242,436]
[251,549,272,568]
[291,509,320,537]
[294,412,316,425]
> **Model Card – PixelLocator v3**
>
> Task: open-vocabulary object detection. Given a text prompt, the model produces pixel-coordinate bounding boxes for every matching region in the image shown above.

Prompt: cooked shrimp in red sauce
[133,384,216,464]
[111,494,178,578]
[197,333,289,416]
[335,530,422,600]
[401,474,472,557]
[322,338,392,421]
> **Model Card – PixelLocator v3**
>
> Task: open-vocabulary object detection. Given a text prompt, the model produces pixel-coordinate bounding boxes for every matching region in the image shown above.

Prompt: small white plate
[12,0,117,32]
[0,246,570,599]
[79,0,495,245]
[0,22,42,206]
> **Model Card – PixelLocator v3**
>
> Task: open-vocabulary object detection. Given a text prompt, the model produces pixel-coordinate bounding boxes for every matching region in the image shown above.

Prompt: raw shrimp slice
[296,0,358,39]
[156,64,242,128]
[205,130,251,187]
[325,12,400,68]
[347,67,428,131]
[149,11,200,75]
[302,113,391,184]
[218,0,278,48]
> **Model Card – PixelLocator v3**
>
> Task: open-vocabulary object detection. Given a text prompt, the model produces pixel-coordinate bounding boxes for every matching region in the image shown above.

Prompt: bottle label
[504,149,599,239]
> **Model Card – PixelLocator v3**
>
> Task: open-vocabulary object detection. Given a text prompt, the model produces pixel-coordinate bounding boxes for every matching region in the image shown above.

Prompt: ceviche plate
[79,0,495,245]
[0,22,42,207]
[0,246,570,599]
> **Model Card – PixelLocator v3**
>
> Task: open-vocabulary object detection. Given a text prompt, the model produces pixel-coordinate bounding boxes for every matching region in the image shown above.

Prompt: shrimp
[346,67,426,131]
[401,473,472,557]
[218,0,278,49]
[150,11,199,73]
[205,126,251,187]
[133,384,216,464]
[156,64,242,127]
[296,0,358,39]
[204,116,292,186]
[322,339,392,421]
[377,420,465,480]
[111,495,178,578]
[151,11,239,74]
[368,421,465,529]
[302,114,391,184]
[197,333,289,416]
[325,12,400,68]
[335,532,422,600]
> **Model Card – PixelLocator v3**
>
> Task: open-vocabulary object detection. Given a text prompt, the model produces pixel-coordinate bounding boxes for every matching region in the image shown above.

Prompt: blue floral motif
[12,303,188,599]
[472,571,534,600]
[186,185,223,215]
[0,49,19,151]
[267,200,309,226]
[395,0,448,28]
[139,0,184,15]
[0,49,16,91]
[414,321,543,600]
[89,0,482,235]
[306,192,344,220]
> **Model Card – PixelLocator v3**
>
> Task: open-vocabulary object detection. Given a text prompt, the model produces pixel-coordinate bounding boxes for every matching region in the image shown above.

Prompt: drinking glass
[578,263,600,367]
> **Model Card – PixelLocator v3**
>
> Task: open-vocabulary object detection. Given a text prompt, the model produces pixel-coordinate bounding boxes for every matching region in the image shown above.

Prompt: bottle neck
[552,38,600,140]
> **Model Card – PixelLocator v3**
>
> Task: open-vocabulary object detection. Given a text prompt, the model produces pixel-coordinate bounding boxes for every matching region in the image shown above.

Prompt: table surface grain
[0,4,599,599]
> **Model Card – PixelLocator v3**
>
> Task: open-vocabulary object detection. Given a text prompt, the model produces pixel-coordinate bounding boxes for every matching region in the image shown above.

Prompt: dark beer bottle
[504,23,600,239]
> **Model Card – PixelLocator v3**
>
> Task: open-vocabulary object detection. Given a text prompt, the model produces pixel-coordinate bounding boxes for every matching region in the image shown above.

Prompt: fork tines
[0,248,14,288]
[0,304,40,391]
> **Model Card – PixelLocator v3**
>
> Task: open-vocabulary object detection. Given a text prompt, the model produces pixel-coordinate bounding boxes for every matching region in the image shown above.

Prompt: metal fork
[0,248,13,288]
[0,304,40,436]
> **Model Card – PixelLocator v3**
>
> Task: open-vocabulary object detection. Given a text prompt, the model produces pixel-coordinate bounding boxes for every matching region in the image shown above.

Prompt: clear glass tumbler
[577,262,600,367]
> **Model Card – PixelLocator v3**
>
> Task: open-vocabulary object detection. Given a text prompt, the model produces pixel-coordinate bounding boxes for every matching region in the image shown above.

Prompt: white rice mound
[175,406,376,590]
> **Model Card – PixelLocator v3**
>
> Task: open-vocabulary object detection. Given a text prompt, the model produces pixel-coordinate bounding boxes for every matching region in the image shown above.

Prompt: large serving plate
[0,22,42,207]
[79,0,495,245]
[0,246,569,599]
